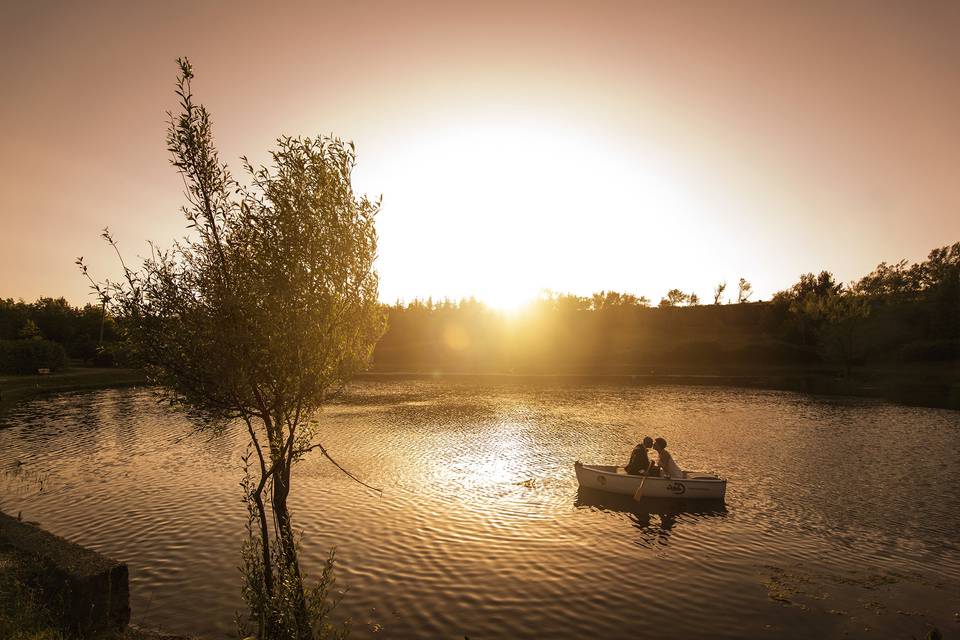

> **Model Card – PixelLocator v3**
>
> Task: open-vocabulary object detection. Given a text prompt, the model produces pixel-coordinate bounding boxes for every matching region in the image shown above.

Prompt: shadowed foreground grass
[0,544,63,640]
[0,550,191,640]
[0,367,146,416]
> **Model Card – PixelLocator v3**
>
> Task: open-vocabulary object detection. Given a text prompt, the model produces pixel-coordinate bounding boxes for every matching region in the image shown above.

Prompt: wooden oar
[633,460,654,501]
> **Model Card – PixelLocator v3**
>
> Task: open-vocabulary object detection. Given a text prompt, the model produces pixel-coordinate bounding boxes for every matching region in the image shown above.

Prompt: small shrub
[236,454,350,640]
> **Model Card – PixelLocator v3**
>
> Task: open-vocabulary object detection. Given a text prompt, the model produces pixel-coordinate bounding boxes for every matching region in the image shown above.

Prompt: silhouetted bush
[0,339,67,374]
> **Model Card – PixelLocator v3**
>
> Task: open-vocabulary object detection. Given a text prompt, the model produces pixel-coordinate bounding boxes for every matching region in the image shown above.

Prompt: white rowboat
[574,461,727,500]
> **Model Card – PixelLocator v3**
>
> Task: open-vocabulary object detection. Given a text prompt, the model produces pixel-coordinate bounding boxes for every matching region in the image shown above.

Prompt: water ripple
[1,381,958,638]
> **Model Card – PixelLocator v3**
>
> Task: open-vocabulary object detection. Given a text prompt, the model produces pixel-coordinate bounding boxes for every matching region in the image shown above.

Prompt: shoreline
[358,364,960,410]
[1,364,955,415]
[0,367,147,417]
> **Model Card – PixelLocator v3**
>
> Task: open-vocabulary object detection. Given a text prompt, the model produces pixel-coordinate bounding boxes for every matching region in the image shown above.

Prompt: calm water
[1,379,958,639]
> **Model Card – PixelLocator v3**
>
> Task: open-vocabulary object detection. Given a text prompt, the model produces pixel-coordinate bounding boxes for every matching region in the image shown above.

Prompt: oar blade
[633,461,653,501]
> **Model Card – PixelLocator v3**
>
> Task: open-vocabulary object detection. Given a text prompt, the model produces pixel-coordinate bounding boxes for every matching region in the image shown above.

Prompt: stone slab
[0,510,130,635]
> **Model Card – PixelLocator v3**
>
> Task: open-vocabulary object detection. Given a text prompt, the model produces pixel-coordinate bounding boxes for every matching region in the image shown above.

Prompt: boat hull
[574,462,727,500]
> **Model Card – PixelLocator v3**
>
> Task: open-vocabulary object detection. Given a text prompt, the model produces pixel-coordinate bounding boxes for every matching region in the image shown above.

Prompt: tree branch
[300,442,382,495]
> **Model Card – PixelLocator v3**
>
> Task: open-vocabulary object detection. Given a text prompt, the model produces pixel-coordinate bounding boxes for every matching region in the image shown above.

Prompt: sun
[367,111,714,309]
[481,287,538,313]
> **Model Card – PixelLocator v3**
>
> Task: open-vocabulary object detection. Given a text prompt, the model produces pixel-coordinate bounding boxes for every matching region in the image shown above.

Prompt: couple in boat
[625,437,684,479]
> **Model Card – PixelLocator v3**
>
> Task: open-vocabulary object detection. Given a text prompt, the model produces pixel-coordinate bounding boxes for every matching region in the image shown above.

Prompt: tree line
[376,243,959,374]
[0,297,118,372]
[3,242,957,377]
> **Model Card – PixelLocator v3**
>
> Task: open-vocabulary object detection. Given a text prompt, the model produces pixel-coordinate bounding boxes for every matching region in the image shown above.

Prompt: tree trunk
[273,458,312,640]
[245,416,276,637]
[252,483,274,637]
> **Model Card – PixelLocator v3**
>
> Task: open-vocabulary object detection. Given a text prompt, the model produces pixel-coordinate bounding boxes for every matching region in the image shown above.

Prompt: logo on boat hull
[666,481,686,495]
[597,475,607,486]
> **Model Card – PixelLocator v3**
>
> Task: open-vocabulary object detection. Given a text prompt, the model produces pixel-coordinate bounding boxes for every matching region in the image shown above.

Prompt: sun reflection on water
[434,419,532,493]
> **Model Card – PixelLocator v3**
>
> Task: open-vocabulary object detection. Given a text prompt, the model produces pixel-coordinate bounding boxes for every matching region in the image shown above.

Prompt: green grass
[0,546,67,640]
[0,367,146,415]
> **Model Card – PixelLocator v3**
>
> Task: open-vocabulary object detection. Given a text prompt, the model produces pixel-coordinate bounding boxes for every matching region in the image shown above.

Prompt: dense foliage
[0,339,67,374]
[0,298,116,363]
[768,243,960,368]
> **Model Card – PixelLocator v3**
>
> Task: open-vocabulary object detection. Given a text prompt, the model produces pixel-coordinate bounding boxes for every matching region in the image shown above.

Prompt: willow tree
[80,59,385,639]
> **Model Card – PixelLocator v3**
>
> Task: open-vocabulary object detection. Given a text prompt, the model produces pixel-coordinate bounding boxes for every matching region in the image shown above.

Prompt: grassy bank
[0,367,146,416]
[0,542,65,640]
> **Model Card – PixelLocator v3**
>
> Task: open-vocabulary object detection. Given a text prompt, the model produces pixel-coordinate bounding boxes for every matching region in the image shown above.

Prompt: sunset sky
[2,1,959,309]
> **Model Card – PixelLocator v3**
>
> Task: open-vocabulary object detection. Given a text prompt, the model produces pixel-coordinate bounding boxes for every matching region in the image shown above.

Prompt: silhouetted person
[652,437,684,479]
[625,436,658,475]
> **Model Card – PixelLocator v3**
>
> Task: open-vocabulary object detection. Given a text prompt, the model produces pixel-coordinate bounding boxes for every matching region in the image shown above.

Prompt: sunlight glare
[363,111,723,307]
[482,287,538,313]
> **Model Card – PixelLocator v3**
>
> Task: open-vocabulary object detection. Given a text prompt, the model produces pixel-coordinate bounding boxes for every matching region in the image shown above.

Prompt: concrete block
[0,510,130,635]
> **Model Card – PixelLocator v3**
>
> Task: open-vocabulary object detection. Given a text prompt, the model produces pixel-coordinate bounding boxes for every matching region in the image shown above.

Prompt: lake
[1,379,958,638]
